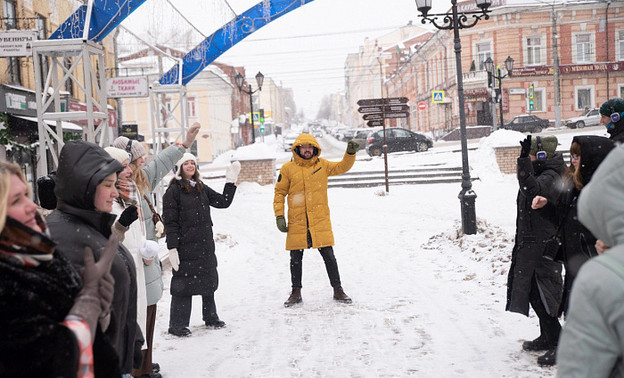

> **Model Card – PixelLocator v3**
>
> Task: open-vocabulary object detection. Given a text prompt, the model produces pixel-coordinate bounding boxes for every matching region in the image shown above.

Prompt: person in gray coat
[112,122,200,378]
[556,144,624,377]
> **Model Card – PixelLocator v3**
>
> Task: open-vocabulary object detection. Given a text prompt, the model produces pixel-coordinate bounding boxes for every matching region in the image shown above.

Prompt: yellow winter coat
[273,133,355,250]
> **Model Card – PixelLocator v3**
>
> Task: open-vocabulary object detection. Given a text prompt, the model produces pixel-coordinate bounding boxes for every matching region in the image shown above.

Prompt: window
[527,88,545,112]
[7,56,20,84]
[187,96,197,118]
[36,14,48,79]
[526,36,543,65]
[617,30,624,61]
[574,33,594,63]
[619,84,624,98]
[392,128,411,138]
[3,0,16,29]
[575,86,594,110]
[475,41,492,70]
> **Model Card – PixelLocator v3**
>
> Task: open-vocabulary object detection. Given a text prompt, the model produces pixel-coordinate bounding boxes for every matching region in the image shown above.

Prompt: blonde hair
[0,161,29,232]
[129,161,150,196]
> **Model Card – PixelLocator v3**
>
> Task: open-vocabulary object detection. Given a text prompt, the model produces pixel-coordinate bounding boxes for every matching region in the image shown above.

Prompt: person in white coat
[556,144,624,377]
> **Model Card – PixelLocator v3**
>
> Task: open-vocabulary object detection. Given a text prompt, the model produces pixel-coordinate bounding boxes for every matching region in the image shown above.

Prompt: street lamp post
[484,56,514,130]
[415,0,492,235]
[235,71,264,144]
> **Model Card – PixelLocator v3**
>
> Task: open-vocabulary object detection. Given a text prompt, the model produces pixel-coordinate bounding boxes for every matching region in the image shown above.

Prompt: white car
[282,132,299,151]
[564,108,601,129]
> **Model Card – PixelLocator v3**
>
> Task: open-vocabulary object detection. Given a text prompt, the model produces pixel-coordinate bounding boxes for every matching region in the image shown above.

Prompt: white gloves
[225,161,241,184]
[168,248,180,271]
[155,220,165,239]
[140,240,160,259]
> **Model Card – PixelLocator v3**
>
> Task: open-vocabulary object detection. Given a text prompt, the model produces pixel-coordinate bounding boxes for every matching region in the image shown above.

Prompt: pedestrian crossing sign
[432,91,445,103]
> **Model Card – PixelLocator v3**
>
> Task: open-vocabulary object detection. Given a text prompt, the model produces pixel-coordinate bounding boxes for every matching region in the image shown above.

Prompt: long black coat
[163,180,236,296]
[506,153,565,317]
[554,136,614,313]
[47,140,141,375]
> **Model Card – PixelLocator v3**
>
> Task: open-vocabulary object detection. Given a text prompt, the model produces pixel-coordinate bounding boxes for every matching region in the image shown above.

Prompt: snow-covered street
[149,128,608,377]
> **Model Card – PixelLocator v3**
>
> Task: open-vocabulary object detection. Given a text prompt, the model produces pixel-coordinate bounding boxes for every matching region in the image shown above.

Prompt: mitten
[98,272,114,331]
[155,220,165,238]
[36,172,57,210]
[118,205,138,227]
[276,216,288,233]
[225,161,242,183]
[168,248,180,271]
[140,240,160,259]
[346,140,360,154]
[519,135,532,158]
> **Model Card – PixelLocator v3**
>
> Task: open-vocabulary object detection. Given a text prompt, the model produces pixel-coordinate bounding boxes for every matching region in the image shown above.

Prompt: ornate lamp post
[484,56,514,129]
[415,0,492,235]
[235,71,264,144]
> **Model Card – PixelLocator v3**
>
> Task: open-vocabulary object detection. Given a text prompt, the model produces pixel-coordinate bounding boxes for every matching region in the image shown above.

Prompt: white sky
[148,125,609,377]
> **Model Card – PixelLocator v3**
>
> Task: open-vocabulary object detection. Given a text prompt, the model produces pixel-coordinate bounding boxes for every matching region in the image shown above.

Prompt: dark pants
[169,292,219,328]
[132,304,156,376]
[290,246,342,288]
[529,275,561,347]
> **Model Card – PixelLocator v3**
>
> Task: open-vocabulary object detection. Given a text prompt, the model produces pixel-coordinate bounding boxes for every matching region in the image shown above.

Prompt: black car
[365,128,433,157]
[502,114,549,133]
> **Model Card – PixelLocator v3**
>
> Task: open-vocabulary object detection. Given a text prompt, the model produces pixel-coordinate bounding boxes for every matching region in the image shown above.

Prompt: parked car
[338,128,358,142]
[282,132,299,151]
[311,127,323,138]
[351,128,381,150]
[564,108,600,129]
[502,114,549,133]
[365,128,433,157]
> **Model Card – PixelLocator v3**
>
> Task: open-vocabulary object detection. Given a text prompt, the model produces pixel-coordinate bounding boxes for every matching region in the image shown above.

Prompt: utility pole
[552,7,562,128]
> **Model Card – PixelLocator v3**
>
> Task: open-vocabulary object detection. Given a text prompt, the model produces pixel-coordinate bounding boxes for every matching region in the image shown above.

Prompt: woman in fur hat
[163,153,240,337]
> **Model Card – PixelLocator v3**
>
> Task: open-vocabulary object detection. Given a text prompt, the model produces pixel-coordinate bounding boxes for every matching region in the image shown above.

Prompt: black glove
[36,172,57,210]
[519,135,532,158]
[346,141,359,154]
[118,205,138,227]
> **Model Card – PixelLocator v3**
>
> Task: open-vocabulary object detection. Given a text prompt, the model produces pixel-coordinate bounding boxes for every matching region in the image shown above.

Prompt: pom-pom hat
[175,153,197,180]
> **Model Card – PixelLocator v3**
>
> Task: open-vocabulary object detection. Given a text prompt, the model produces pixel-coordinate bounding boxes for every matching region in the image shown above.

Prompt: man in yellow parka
[274,132,359,307]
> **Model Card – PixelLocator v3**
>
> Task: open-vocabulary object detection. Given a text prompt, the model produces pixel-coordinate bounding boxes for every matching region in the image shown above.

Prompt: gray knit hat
[112,136,146,162]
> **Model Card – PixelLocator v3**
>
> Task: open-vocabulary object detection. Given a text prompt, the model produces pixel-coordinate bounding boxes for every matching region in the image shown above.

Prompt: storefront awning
[14,115,83,131]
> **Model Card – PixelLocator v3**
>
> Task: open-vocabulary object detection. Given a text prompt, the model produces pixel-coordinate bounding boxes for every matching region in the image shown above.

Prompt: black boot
[537,348,557,366]
[168,327,191,337]
[284,287,302,307]
[205,319,226,329]
[333,286,352,303]
[522,335,550,351]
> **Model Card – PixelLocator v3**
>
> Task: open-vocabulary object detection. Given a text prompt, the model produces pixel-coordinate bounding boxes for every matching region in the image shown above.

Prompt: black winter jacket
[47,140,141,375]
[506,153,565,317]
[163,180,236,296]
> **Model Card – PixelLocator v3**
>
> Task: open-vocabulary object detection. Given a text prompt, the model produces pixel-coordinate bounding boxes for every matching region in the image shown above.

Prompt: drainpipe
[606,0,611,97]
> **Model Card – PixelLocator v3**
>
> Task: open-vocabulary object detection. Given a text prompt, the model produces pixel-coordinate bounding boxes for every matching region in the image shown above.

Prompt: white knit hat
[112,136,146,162]
[175,153,198,180]
[104,146,131,165]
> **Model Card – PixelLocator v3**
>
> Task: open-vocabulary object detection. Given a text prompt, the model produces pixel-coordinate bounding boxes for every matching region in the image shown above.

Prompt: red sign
[69,101,117,127]
[418,102,426,110]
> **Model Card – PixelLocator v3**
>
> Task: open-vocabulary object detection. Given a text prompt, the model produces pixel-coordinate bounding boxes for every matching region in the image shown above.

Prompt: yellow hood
[291,133,321,164]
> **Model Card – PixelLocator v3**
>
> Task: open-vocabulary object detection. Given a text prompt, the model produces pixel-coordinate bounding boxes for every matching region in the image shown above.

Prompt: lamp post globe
[255,71,264,90]
[484,57,494,73]
[234,72,244,91]
[504,55,514,74]
[415,0,432,16]
[476,0,492,9]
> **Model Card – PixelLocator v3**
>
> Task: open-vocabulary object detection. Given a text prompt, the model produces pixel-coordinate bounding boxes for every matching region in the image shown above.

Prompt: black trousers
[169,292,219,328]
[290,246,342,288]
[529,275,561,347]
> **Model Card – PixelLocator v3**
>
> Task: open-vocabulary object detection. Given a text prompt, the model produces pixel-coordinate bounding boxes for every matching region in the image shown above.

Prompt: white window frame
[572,32,595,63]
[473,40,492,71]
[523,34,547,66]
[574,85,595,111]
[527,87,546,112]
[618,83,624,98]
[616,29,624,62]
[187,95,197,118]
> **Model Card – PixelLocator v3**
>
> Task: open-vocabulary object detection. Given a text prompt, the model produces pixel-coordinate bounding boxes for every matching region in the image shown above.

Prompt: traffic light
[528,84,534,99]
[259,108,265,124]
[529,100,535,110]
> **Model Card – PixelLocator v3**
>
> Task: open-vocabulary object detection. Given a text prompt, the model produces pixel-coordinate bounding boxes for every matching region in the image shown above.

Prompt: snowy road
[151,174,557,377]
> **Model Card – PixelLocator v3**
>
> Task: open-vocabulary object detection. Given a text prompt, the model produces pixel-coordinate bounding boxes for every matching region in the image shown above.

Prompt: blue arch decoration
[49,0,149,42]
[159,0,316,85]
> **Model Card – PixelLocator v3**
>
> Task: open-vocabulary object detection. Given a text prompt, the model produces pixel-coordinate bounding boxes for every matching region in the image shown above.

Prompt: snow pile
[422,218,514,284]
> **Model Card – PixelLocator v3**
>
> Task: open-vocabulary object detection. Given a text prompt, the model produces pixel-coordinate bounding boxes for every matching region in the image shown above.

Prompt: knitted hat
[529,135,558,158]
[174,153,197,180]
[112,136,146,162]
[104,146,130,165]
[599,97,624,117]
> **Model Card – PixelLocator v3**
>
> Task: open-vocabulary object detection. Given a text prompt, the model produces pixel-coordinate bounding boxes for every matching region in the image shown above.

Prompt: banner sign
[107,76,148,98]
[0,30,36,57]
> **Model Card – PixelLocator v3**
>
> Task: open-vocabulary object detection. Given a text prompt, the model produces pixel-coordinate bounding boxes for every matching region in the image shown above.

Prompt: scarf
[0,215,55,267]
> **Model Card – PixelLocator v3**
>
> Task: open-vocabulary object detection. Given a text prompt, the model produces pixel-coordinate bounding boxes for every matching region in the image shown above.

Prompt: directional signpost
[356,96,411,193]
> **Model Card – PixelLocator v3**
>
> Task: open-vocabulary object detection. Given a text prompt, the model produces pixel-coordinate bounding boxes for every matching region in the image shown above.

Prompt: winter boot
[537,348,557,366]
[205,318,226,329]
[522,335,550,351]
[284,287,302,307]
[333,286,352,304]
[167,327,191,337]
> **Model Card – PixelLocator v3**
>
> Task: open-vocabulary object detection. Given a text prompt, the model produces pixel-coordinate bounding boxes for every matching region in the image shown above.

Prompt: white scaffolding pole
[33,38,110,177]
